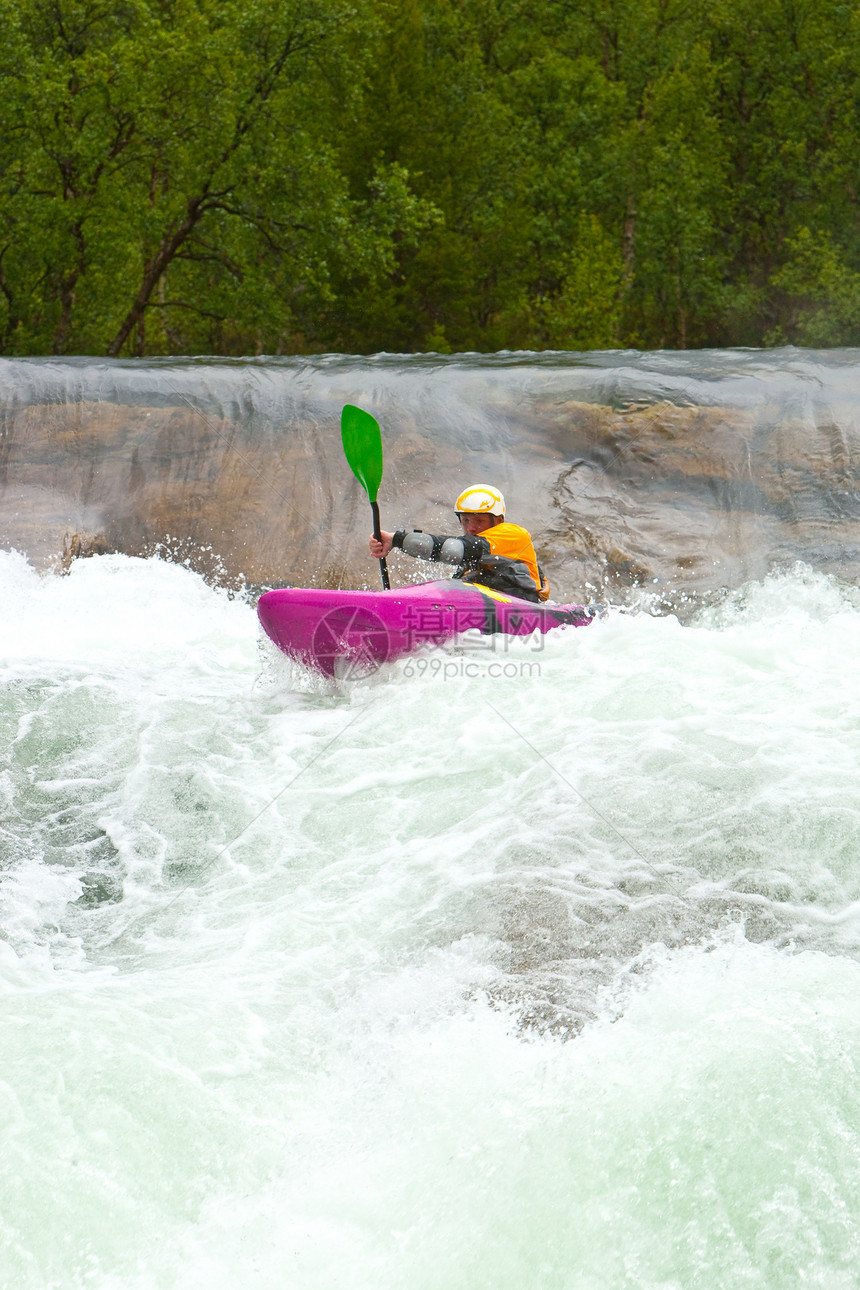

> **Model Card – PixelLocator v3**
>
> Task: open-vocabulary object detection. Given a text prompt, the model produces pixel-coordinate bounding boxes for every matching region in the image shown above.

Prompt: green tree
[766,226,860,346]
[707,0,860,343]
[3,0,860,354]
[0,0,433,354]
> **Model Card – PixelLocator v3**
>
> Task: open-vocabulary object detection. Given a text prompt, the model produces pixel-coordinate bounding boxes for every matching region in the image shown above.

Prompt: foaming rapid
[2,552,860,1288]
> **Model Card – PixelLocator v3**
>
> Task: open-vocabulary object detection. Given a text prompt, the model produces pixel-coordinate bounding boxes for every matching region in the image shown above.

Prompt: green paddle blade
[341,404,383,504]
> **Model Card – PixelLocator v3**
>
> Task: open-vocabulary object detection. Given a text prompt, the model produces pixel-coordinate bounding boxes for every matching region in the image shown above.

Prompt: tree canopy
[1,0,859,355]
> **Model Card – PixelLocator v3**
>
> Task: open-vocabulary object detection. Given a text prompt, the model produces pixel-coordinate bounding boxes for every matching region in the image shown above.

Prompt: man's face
[458,512,496,536]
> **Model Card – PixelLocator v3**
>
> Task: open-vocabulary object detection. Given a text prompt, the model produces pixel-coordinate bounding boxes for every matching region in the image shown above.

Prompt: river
[1,350,860,1288]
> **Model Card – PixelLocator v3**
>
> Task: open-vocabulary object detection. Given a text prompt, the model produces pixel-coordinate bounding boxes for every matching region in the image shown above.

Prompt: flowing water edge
[2,547,860,1289]
[4,347,860,599]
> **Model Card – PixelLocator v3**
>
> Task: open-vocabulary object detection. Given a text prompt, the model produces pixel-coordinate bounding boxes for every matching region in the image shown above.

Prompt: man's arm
[370,530,489,566]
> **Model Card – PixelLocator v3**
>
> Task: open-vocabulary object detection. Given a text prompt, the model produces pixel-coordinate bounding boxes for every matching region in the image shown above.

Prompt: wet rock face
[2,353,860,608]
[539,397,860,603]
[0,399,341,590]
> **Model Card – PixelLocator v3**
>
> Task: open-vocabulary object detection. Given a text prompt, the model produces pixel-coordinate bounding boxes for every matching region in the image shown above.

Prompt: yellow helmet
[455,484,506,518]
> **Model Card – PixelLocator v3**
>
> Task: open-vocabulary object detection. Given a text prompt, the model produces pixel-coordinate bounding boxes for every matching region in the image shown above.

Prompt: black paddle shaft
[371,500,391,590]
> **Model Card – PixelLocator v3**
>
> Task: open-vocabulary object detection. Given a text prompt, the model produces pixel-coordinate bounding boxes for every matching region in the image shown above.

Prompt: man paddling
[369,484,549,603]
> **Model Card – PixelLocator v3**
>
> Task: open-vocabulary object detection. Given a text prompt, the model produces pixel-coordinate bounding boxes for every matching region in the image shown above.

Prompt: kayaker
[369,484,550,603]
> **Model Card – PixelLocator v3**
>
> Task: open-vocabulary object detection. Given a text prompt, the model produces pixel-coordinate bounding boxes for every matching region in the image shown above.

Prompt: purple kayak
[257,580,592,677]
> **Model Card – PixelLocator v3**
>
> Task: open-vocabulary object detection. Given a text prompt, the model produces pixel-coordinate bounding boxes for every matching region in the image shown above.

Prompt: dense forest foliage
[1,0,859,356]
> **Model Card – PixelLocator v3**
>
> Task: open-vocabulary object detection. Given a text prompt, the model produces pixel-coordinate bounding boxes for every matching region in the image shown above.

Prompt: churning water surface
[2,550,860,1288]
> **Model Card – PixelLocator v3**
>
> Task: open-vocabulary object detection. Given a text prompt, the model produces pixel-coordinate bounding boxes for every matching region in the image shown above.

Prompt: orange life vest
[483,522,549,598]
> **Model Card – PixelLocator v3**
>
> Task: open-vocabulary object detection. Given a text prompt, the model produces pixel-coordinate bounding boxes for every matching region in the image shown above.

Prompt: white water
[2,551,860,1289]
